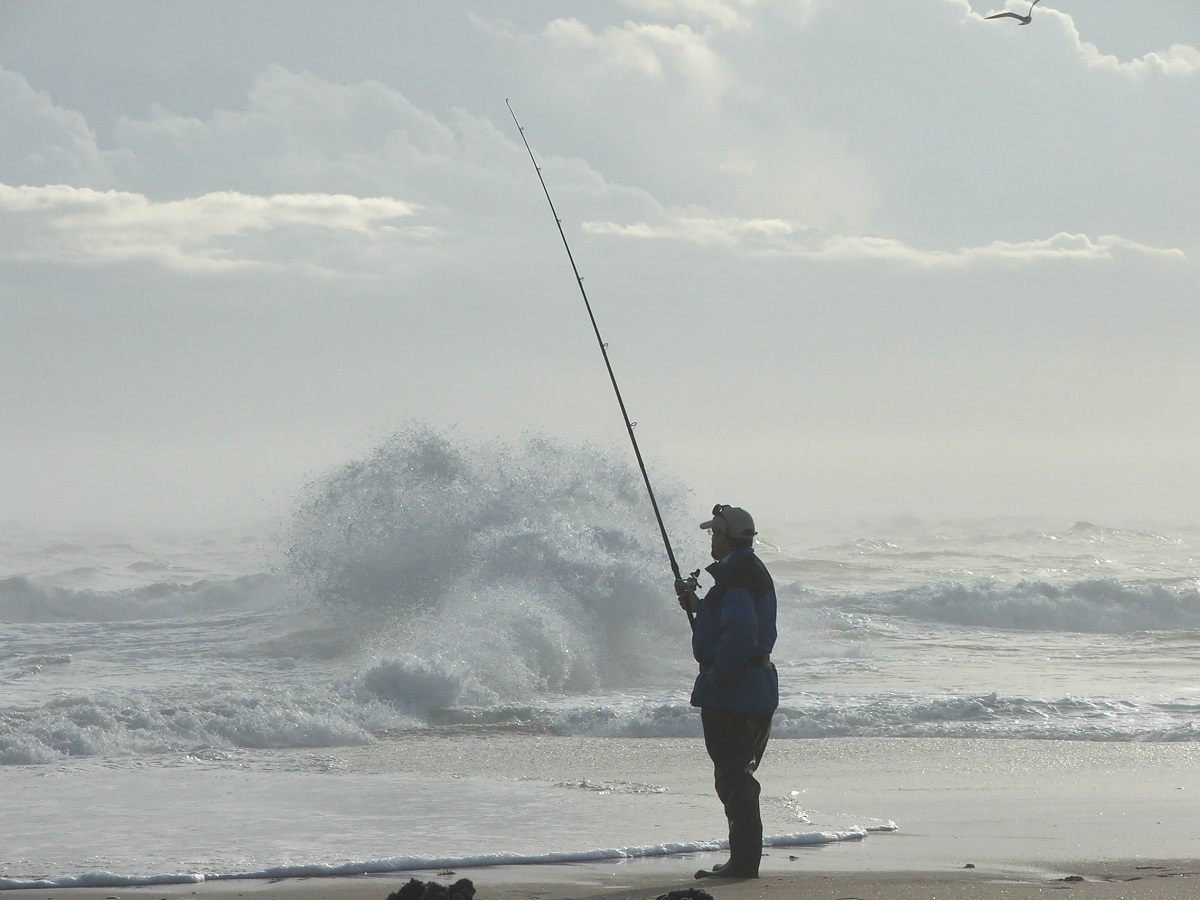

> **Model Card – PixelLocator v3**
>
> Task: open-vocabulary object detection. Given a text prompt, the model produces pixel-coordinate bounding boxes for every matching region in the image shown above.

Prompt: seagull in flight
[985,0,1041,25]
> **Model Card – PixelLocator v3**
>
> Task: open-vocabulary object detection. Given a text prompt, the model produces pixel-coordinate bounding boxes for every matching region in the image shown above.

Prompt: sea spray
[287,427,699,713]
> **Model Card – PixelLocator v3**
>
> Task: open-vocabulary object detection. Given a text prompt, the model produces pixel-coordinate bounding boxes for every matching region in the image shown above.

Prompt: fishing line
[506,99,693,624]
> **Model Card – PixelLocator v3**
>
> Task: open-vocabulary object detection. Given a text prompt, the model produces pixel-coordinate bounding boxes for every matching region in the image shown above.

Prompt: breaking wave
[818,579,1200,633]
[286,426,698,702]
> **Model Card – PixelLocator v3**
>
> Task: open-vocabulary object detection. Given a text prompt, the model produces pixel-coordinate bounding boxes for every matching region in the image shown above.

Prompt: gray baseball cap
[700,504,756,540]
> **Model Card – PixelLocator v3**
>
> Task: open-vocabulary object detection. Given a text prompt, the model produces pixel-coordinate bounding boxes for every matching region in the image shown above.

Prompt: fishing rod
[506,99,695,625]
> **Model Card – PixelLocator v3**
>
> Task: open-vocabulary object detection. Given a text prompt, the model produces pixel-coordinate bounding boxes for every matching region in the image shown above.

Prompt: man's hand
[674,574,700,614]
[674,574,698,596]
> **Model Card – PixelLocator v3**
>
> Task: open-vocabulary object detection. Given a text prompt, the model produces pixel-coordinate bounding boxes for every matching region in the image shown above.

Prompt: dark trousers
[701,707,774,871]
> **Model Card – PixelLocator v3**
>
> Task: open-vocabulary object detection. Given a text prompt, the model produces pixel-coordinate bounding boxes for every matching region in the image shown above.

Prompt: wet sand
[10,862,1200,900]
[8,738,1200,899]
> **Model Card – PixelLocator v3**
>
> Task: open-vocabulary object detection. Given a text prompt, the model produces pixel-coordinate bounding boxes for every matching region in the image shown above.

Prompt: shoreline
[7,736,1200,895]
[7,860,1200,900]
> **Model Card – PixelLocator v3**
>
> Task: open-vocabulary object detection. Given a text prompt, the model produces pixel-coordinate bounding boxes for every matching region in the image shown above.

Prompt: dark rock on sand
[386,877,476,900]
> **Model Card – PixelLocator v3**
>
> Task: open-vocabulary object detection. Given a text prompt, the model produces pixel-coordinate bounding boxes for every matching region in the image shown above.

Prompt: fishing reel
[674,569,702,615]
[674,569,701,596]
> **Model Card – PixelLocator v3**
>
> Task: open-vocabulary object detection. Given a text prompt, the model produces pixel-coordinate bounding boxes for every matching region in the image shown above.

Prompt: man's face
[710,528,733,560]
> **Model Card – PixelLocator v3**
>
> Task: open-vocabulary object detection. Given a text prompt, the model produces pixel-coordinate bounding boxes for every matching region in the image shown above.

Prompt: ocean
[3,428,1199,888]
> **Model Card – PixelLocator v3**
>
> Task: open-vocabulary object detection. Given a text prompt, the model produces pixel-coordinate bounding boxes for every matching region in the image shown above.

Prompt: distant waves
[817,578,1200,633]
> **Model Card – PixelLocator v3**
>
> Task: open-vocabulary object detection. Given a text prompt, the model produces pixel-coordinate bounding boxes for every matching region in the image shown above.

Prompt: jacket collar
[706,544,755,577]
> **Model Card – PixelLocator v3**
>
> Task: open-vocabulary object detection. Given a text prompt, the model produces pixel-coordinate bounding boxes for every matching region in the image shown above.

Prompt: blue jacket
[690,546,779,714]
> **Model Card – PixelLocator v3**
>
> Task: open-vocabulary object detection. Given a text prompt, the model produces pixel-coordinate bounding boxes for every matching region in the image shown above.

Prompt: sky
[2,0,1198,532]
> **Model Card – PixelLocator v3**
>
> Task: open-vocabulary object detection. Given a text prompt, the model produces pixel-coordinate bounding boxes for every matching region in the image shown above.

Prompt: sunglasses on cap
[704,504,733,534]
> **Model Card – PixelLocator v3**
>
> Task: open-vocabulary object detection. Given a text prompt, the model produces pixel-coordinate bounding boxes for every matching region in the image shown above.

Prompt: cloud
[5,8,1197,271]
[968,1,1200,77]
[0,66,129,187]
[538,18,731,103]
[1079,42,1200,77]
[618,0,828,31]
[480,11,881,231]
[110,64,480,199]
[585,212,1186,267]
[0,184,423,274]
[620,0,754,29]
[814,231,1188,267]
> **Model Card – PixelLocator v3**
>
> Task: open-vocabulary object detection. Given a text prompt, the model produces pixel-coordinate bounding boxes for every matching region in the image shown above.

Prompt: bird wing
[985,11,1023,19]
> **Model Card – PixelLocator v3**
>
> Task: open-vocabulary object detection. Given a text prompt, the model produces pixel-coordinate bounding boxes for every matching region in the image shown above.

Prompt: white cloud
[0,66,129,187]
[587,211,794,245]
[109,64,468,198]
[618,0,757,30]
[480,12,881,230]
[6,10,1195,279]
[585,211,1185,267]
[0,184,422,273]
[1079,41,1200,77]
[540,18,731,101]
[968,1,1200,77]
[813,231,1188,267]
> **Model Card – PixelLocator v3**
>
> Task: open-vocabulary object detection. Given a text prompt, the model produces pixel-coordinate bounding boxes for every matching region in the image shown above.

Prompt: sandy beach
[8,737,1200,900]
[8,862,1200,900]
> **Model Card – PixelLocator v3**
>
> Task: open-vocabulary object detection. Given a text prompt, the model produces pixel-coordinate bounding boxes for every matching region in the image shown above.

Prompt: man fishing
[676,504,779,879]
[510,107,779,877]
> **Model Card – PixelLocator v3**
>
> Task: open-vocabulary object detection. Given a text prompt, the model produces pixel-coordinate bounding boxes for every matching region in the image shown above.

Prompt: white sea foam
[0,573,283,623]
[0,829,894,890]
[823,579,1200,633]
[0,872,206,890]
